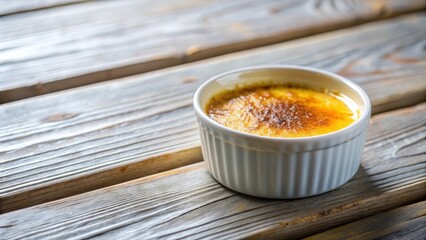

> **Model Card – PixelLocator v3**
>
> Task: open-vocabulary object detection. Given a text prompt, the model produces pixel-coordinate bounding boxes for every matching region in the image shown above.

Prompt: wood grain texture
[1,0,425,102]
[0,103,425,239]
[1,14,426,213]
[0,0,89,16]
[306,201,426,240]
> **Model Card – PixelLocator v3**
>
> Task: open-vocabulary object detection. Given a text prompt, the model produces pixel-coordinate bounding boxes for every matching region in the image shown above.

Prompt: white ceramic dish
[193,65,371,198]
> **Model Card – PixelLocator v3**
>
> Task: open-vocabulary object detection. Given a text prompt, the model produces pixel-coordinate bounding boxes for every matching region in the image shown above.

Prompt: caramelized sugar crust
[206,85,358,138]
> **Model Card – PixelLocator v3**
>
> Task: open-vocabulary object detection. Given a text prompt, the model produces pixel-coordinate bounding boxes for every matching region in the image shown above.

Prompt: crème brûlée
[206,85,359,138]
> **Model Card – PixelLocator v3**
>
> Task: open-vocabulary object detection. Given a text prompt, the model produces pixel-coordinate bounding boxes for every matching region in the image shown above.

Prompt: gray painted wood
[307,201,426,240]
[1,14,426,213]
[0,103,425,239]
[1,0,425,102]
[0,0,89,16]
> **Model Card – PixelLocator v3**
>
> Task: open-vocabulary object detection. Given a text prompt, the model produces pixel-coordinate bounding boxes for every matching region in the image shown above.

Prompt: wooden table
[0,0,425,239]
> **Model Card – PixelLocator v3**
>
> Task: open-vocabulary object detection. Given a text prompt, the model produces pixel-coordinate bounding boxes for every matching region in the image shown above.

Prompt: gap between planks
[0,0,425,102]
[0,0,90,16]
[0,13,426,213]
[0,103,425,239]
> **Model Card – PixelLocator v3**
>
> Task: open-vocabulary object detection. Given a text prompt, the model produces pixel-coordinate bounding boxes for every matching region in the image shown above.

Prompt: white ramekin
[193,65,371,198]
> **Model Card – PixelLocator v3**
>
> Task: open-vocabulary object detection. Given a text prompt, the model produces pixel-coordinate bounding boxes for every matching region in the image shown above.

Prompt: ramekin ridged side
[197,120,367,198]
[193,65,371,198]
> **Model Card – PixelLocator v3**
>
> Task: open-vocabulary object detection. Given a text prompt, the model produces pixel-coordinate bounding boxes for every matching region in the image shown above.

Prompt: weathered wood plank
[1,14,426,213]
[0,103,425,239]
[1,0,425,102]
[0,0,89,16]
[306,201,426,240]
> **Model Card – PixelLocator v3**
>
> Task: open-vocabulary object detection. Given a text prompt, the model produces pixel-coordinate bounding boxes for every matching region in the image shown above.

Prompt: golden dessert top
[206,85,359,138]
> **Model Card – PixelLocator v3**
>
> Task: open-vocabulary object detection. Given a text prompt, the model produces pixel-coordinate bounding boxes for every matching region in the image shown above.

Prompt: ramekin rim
[193,65,371,143]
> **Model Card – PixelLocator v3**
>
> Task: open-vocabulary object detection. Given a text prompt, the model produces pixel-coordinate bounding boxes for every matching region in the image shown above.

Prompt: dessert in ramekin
[193,65,371,198]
